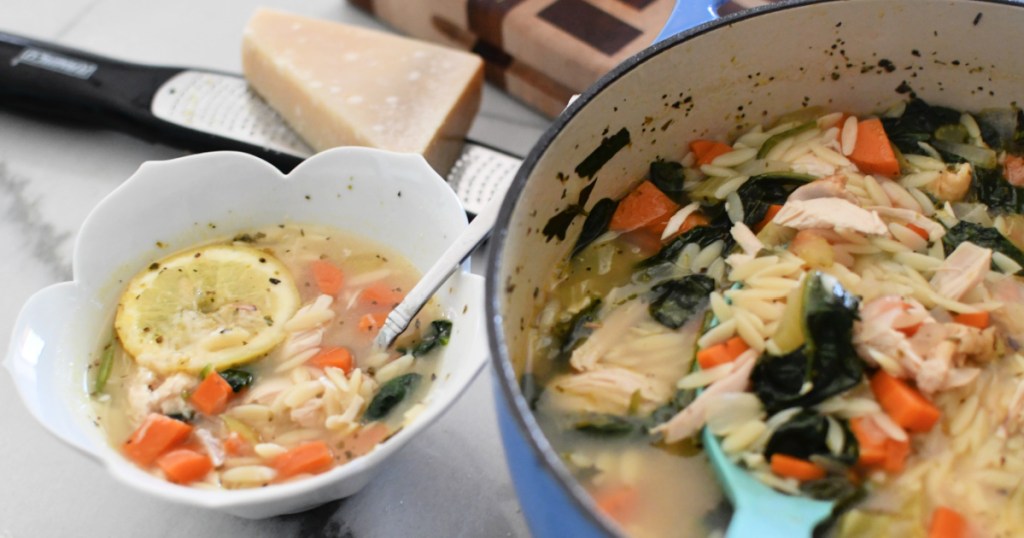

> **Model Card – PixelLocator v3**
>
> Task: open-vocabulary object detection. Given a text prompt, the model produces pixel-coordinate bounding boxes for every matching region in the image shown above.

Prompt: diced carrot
[849,417,888,467]
[309,347,354,374]
[310,260,344,296]
[593,485,639,524]
[953,311,990,329]
[858,442,888,468]
[696,336,750,370]
[883,437,911,474]
[928,506,967,538]
[690,139,733,166]
[870,370,941,433]
[123,413,193,466]
[272,441,335,481]
[156,448,213,484]
[906,223,930,241]
[848,118,900,177]
[223,433,249,457]
[770,454,827,481]
[1005,154,1024,187]
[680,212,709,234]
[189,372,234,416]
[358,312,388,333]
[897,322,922,338]
[609,180,680,236]
[755,204,784,232]
[358,282,405,309]
[849,416,911,473]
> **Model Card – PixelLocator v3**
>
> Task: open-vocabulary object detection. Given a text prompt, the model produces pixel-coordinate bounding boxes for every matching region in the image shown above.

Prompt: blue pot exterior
[487,1,1024,536]
[493,374,609,538]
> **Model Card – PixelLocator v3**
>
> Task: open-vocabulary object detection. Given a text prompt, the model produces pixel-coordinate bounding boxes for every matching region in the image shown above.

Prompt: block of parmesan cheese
[242,8,484,174]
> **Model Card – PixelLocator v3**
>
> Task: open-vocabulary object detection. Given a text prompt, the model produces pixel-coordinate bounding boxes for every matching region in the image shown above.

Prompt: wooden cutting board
[351,0,770,117]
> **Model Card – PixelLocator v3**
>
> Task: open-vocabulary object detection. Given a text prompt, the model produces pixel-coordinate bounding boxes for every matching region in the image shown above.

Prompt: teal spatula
[703,427,835,537]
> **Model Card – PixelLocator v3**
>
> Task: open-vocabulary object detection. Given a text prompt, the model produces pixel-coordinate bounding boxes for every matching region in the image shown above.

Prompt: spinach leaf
[649,160,689,204]
[219,369,255,393]
[638,224,732,270]
[764,410,858,467]
[570,197,618,257]
[943,220,1024,273]
[881,98,962,156]
[751,272,863,412]
[552,298,602,362]
[800,476,863,503]
[411,319,453,357]
[365,373,421,421]
[969,165,1024,215]
[764,410,830,460]
[575,128,631,179]
[166,412,194,423]
[976,107,1024,151]
[542,181,598,242]
[648,274,716,329]
[735,173,814,229]
[647,387,697,427]
[574,414,638,437]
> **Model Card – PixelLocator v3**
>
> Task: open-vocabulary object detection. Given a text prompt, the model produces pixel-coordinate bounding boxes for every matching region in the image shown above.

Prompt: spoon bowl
[703,427,835,537]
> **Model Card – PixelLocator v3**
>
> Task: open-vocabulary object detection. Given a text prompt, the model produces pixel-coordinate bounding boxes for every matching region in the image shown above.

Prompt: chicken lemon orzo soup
[88,223,452,488]
[525,99,1024,537]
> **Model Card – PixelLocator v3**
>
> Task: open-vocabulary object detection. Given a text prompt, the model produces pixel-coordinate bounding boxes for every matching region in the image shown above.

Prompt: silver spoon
[373,175,511,350]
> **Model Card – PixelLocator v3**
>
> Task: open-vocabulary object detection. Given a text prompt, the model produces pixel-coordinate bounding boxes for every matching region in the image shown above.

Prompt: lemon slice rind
[114,244,300,374]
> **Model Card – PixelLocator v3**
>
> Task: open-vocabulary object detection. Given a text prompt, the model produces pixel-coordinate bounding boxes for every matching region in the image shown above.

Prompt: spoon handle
[726,503,821,538]
[373,180,508,350]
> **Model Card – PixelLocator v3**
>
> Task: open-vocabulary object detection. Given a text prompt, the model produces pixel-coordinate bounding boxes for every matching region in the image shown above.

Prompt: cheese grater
[0,30,522,215]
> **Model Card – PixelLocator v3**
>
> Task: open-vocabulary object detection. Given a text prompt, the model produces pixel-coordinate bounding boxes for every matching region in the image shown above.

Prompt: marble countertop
[0,1,550,537]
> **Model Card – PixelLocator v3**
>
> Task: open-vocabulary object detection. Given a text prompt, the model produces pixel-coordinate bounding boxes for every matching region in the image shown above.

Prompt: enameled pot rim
[484,0,1021,534]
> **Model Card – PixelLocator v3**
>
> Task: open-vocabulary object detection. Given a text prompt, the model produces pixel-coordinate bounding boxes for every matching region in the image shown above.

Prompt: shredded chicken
[773,198,888,235]
[651,349,758,443]
[868,206,946,241]
[854,295,998,393]
[925,162,972,202]
[930,242,992,301]
[127,368,197,424]
[787,174,858,203]
[731,222,764,255]
[570,301,647,372]
[545,367,674,416]
[194,428,225,467]
[290,397,325,428]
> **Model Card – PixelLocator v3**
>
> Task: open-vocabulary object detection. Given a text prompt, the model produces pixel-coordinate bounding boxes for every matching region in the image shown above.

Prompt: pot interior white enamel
[488,0,1024,536]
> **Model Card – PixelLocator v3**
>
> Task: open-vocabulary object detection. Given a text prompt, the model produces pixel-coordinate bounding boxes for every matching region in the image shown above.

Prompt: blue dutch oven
[487,0,1024,535]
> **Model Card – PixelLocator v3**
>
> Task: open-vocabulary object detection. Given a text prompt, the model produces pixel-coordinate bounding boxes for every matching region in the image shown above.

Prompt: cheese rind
[242,8,484,173]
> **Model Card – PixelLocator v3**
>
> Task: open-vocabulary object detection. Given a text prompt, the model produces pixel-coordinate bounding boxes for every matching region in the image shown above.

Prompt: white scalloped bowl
[4,147,487,518]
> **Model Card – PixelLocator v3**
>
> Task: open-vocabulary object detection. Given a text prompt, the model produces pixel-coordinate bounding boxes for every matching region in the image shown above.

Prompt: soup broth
[523,99,1024,537]
[89,223,449,488]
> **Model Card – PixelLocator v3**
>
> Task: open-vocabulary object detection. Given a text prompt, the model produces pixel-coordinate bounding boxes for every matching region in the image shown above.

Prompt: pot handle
[656,0,729,43]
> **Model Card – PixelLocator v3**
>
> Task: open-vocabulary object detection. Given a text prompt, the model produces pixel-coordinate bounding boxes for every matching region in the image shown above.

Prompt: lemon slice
[114,244,301,374]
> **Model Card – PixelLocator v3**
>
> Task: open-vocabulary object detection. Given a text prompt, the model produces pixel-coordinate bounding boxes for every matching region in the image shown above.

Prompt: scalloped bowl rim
[4,147,487,516]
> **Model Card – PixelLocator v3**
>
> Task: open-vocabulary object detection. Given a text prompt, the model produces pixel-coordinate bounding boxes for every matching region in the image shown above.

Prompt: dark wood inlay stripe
[467,0,528,47]
[538,0,642,56]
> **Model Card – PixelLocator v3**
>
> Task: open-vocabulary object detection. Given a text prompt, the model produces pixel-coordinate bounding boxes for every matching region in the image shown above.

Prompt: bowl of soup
[487,0,1024,536]
[5,147,487,518]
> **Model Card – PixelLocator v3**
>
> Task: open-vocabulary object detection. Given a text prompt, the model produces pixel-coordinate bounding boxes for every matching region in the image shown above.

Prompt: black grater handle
[0,31,304,171]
